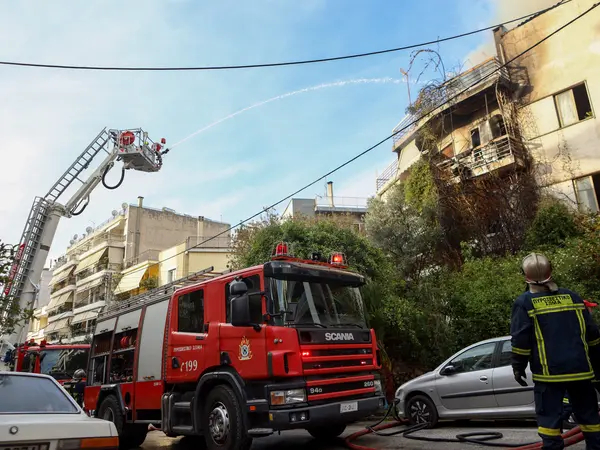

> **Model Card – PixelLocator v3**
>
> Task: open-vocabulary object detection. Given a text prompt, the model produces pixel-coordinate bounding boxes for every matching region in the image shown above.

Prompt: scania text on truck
[84,242,385,450]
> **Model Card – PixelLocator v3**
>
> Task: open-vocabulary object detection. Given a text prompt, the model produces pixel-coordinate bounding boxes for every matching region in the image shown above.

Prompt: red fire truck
[14,340,90,385]
[84,243,385,450]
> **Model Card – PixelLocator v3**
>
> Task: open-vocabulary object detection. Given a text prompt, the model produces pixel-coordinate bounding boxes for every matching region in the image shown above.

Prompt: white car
[0,371,119,449]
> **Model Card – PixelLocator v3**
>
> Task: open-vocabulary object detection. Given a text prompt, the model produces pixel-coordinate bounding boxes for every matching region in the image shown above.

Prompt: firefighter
[562,300,600,429]
[72,369,86,407]
[511,253,600,450]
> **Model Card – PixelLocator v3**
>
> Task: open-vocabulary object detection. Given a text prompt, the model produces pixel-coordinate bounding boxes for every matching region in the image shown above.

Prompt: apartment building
[282,181,368,233]
[376,0,599,214]
[25,267,53,343]
[42,197,230,343]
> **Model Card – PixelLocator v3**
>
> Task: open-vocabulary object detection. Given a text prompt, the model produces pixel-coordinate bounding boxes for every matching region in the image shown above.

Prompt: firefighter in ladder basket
[510,253,600,450]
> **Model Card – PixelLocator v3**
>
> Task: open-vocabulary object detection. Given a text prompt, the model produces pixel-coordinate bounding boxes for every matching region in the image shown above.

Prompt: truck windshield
[38,348,89,380]
[268,277,367,328]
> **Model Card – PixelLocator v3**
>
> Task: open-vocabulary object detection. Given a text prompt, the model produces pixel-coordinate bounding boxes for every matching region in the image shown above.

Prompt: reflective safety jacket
[511,287,600,383]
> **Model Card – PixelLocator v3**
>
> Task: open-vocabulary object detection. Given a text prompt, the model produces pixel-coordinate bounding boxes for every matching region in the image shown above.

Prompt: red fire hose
[344,403,585,450]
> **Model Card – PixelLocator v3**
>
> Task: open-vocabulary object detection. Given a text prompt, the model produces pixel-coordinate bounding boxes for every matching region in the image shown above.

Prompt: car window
[497,340,512,367]
[447,342,496,374]
[0,374,79,414]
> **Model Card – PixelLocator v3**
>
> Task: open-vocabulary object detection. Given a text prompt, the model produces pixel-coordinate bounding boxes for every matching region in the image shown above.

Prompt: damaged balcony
[436,135,527,182]
[392,58,512,153]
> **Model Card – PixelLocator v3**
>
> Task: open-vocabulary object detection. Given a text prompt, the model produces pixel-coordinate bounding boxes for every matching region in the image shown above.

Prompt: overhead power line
[105,0,598,287]
[0,1,572,72]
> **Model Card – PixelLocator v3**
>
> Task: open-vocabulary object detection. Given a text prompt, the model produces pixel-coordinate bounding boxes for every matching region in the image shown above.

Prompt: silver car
[394,336,536,427]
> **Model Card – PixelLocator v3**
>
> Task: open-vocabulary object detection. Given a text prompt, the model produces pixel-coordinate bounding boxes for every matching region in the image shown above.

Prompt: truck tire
[202,384,252,450]
[97,395,147,449]
[307,423,346,441]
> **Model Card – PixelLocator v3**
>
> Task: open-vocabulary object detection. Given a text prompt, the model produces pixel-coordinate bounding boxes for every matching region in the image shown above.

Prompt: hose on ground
[344,401,585,450]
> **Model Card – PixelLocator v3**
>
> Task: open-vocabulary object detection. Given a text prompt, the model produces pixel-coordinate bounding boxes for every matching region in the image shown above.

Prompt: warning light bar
[329,252,347,266]
[272,241,290,258]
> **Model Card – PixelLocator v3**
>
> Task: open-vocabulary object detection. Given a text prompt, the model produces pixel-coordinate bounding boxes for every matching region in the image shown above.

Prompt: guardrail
[376,159,399,192]
[314,196,368,209]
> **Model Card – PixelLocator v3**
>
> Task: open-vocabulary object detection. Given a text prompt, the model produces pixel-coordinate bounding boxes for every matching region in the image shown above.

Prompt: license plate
[340,401,358,413]
[1,446,41,450]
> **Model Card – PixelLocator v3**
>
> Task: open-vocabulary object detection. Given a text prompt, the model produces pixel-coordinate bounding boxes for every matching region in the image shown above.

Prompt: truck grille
[300,344,375,375]
[305,373,376,402]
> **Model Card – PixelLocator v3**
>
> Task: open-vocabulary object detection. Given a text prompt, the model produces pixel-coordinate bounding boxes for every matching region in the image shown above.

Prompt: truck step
[173,401,191,412]
[172,425,195,435]
[248,428,274,437]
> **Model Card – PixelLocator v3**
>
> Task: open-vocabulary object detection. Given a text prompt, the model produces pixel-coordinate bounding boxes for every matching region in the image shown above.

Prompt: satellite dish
[112,210,118,217]
[121,203,128,210]
[73,234,78,240]
[85,226,93,233]
[81,233,86,239]
[69,239,75,245]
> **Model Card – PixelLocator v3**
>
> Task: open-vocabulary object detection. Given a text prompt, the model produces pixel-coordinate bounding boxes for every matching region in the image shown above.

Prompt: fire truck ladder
[6,197,52,300]
[45,128,112,203]
[98,266,227,318]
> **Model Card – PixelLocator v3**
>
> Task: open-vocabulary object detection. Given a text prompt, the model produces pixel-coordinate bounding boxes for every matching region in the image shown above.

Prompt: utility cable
[0,1,571,72]
[77,1,598,281]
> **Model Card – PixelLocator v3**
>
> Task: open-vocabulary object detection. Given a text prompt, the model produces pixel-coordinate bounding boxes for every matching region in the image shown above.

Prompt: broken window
[554,83,593,128]
[470,128,481,148]
[490,114,507,139]
[574,175,600,213]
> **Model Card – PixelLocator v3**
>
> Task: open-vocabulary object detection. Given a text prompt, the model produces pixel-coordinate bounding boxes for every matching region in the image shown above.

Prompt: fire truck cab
[15,340,90,385]
[84,243,385,450]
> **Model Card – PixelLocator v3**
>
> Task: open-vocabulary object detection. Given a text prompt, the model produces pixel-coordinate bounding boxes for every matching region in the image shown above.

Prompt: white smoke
[464,0,562,68]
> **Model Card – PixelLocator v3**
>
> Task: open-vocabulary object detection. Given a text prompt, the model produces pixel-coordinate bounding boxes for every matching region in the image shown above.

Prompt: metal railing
[436,135,525,175]
[124,249,161,268]
[314,196,368,210]
[69,233,125,253]
[185,236,231,250]
[51,277,76,294]
[76,263,121,283]
[376,159,399,192]
[392,58,509,146]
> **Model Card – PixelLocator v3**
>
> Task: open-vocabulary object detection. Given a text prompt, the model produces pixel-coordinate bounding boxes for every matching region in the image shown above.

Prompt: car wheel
[203,384,252,450]
[307,423,347,441]
[405,394,439,427]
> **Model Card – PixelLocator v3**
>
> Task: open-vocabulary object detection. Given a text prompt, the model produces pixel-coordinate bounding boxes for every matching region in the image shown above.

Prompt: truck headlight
[270,388,306,405]
[374,379,383,395]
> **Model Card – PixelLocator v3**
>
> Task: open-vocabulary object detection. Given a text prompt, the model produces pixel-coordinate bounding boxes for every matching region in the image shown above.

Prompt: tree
[0,241,32,336]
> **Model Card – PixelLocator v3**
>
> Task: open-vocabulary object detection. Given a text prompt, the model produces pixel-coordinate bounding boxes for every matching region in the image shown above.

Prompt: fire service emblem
[239,337,253,361]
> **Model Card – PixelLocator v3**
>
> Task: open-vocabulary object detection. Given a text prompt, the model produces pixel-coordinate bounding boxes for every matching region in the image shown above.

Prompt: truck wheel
[203,385,252,450]
[307,423,346,441]
[98,395,147,449]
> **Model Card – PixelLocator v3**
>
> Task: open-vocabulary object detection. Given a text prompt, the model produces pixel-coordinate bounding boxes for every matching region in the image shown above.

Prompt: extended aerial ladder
[1,128,169,348]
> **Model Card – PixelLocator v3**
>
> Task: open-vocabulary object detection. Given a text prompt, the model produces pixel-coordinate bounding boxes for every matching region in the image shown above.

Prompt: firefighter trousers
[535,380,600,450]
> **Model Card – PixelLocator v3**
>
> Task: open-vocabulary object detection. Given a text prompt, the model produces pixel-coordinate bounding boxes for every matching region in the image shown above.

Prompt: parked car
[395,335,600,427]
[0,371,118,448]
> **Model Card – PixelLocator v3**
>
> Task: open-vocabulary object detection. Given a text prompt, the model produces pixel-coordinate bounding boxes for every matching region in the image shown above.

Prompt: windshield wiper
[330,322,364,328]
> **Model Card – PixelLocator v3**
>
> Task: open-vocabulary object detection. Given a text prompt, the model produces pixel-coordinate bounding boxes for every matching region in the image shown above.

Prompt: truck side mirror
[231,294,252,327]
[230,279,248,297]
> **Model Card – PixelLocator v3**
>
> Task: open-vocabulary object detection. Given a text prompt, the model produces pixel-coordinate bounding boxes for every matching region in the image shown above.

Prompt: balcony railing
[436,135,525,178]
[70,234,126,253]
[74,294,106,310]
[392,58,510,147]
[314,196,368,210]
[124,249,160,269]
[67,210,127,249]
[376,159,399,192]
[51,277,76,294]
[185,236,231,250]
[76,263,122,283]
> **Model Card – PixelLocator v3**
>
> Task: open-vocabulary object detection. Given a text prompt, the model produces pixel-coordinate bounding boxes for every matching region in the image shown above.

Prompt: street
[141,421,587,450]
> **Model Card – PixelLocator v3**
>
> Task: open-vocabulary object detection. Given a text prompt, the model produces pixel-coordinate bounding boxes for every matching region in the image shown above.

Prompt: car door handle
[480,375,488,382]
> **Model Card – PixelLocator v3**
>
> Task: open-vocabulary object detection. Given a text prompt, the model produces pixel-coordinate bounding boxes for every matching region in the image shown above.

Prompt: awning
[75,249,107,275]
[76,277,104,293]
[48,311,72,324]
[44,318,70,333]
[49,266,75,286]
[71,309,101,325]
[46,291,73,311]
[115,269,147,294]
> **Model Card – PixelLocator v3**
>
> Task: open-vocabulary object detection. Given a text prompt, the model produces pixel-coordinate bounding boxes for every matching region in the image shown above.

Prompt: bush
[524,197,581,251]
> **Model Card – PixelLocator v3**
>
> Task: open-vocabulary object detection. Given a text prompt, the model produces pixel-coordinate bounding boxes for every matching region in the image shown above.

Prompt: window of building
[178,289,204,333]
[167,268,176,283]
[554,83,593,128]
[490,114,507,139]
[470,128,481,149]
[574,175,600,213]
[225,275,262,323]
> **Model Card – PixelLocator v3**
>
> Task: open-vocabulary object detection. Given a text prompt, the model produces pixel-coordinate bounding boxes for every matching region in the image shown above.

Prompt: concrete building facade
[25,267,53,343]
[376,0,599,214]
[40,197,231,343]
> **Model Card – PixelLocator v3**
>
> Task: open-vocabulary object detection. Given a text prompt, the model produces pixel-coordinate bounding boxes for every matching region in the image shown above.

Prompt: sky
[0,0,559,263]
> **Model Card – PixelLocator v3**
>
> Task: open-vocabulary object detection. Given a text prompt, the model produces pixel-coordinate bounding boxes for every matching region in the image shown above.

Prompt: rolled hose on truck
[344,400,586,450]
